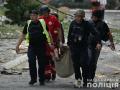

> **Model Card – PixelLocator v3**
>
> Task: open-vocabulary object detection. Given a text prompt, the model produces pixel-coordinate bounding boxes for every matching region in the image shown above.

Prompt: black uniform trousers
[27,44,46,83]
[70,43,90,84]
[88,45,101,80]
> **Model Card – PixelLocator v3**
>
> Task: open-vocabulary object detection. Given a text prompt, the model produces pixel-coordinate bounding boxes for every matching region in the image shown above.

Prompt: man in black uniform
[16,10,51,85]
[67,9,101,88]
[88,10,115,82]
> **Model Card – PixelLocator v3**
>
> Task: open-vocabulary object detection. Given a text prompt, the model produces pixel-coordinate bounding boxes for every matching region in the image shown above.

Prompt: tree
[4,0,40,25]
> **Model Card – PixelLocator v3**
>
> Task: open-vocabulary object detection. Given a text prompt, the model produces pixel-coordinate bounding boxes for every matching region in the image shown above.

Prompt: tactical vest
[26,19,51,45]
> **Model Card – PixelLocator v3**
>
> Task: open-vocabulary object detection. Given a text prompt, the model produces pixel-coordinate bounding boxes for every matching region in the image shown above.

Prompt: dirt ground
[0,39,120,90]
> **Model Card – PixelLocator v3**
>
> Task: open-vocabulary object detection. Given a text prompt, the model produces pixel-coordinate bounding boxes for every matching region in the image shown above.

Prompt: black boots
[29,80,45,86]
[40,81,45,85]
[29,80,37,85]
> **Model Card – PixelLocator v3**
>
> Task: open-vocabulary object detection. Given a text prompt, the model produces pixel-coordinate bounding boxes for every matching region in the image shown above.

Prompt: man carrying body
[16,10,51,85]
[88,10,115,82]
[67,9,101,88]
[39,5,61,80]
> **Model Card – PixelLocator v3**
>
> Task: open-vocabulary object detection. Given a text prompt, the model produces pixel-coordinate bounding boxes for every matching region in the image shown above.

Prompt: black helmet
[39,5,50,14]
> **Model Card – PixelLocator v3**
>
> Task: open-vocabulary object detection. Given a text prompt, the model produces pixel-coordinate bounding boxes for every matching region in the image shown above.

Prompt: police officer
[67,9,101,88]
[88,10,115,82]
[16,10,51,85]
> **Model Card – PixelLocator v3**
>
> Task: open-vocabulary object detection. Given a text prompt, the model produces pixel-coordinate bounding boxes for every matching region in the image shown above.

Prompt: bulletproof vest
[26,21,47,46]
[26,19,51,46]
[71,22,86,43]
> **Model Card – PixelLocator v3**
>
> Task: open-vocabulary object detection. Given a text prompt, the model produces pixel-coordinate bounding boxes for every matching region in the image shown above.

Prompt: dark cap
[92,10,103,19]
[29,10,38,15]
[74,9,85,16]
[91,1,100,7]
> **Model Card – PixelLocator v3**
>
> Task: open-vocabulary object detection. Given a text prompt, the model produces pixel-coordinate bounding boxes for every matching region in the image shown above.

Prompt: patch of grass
[111,29,120,43]
[0,25,23,38]
[111,29,120,33]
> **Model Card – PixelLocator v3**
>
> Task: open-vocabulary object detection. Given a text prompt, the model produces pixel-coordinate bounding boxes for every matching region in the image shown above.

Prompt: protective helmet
[39,5,50,14]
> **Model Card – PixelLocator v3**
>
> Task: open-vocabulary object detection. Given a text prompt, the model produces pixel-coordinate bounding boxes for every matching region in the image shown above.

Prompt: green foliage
[61,19,71,38]
[111,29,120,43]
[0,7,7,16]
[4,0,40,25]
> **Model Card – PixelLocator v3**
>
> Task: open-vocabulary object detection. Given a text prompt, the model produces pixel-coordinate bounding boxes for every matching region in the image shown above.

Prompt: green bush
[4,0,40,25]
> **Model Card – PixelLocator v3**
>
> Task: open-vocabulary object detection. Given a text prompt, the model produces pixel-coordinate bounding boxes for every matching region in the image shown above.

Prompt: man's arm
[67,22,73,46]
[16,23,27,54]
[53,17,61,44]
[61,24,65,43]
[16,33,26,54]
[58,25,63,45]
[108,32,115,50]
[104,23,115,50]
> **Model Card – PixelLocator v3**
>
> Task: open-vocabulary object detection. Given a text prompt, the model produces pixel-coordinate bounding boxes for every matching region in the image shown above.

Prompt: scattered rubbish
[112,72,120,76]
[99,57,104,60]
[22,67,29,72]
[0,60,4,63]
[0,70,22,75]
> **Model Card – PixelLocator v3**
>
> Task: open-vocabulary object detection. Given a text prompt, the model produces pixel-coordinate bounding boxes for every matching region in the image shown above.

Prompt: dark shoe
[29,80,37,85]
[40,81,45,86]
[52,74,56,80]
